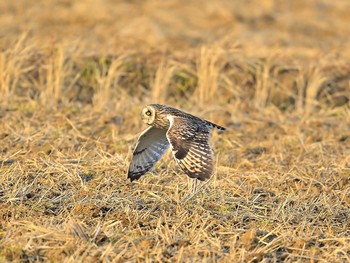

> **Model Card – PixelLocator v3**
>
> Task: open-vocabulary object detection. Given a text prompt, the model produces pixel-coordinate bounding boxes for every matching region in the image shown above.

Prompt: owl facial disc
[141,106,155,125]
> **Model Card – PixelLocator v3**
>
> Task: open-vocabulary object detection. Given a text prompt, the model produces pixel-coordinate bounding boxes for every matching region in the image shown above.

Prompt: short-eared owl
[127,104,225,182]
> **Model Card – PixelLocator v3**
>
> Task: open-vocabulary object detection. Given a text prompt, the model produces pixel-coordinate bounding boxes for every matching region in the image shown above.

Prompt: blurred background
[1,0,349,110]
[1,0,350,55]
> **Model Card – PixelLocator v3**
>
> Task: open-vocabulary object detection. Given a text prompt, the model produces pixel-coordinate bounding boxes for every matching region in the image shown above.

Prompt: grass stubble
[0,0,350,262]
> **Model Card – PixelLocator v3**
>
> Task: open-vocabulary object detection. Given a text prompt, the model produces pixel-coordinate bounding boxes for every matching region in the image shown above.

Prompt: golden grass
[1,0,350,262]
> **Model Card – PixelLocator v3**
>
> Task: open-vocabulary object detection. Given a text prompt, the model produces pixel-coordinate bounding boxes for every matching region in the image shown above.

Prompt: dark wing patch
[174,147,187,159]
[166,116,214,181]
[168,122,198,160]
[127,126,170,181]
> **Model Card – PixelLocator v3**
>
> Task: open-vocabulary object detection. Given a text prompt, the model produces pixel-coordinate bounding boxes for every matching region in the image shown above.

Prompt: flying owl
[127,104,225,182]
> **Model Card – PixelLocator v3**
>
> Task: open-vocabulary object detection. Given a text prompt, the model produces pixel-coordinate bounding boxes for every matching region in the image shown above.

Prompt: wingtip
[127,171,141,182]
[127,176,134,182]
[127,173,135,182]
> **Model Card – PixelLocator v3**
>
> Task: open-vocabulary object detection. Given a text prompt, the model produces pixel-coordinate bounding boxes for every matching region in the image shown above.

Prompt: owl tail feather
[205,120,226,131]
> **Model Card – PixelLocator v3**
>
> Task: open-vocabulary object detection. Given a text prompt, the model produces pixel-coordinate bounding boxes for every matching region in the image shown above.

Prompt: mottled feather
[166,116,214,181]
[127,104,225,182]
[127,126,169,181]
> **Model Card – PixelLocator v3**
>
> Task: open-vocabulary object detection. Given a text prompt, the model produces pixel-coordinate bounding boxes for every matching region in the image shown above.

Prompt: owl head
[141,105,156,125]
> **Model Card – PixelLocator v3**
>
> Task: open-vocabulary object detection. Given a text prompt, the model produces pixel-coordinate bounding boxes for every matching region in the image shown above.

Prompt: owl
[127,104,225,182]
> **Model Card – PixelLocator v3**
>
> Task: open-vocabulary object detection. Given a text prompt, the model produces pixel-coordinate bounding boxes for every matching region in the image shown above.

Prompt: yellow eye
[145,110,152,116]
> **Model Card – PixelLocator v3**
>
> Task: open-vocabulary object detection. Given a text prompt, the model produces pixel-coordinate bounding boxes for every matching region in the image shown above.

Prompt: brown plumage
[127,104,225,182]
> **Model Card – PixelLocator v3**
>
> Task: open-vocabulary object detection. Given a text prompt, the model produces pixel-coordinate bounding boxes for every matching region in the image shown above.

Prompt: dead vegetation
[0,0,350,262]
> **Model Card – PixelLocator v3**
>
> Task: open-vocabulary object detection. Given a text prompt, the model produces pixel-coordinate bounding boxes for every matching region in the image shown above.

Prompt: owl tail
[205,120,226,131]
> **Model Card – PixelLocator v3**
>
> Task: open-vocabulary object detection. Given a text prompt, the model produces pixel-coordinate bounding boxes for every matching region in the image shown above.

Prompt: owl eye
[145,110,152,116]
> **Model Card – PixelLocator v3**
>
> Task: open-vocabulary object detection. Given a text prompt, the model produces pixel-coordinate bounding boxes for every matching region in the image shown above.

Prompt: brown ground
[0,0,350,262]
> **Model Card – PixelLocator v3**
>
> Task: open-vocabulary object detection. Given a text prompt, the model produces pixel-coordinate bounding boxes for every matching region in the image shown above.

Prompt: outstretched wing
[127,126,170,181]
[166,116,214,181]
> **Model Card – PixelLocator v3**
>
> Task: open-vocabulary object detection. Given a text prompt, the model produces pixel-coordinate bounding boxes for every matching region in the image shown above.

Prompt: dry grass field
[1,0,350,262]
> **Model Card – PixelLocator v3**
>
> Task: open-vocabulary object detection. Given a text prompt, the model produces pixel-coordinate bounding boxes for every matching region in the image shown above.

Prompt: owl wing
[166,116,214,181]
[127,126,170,181]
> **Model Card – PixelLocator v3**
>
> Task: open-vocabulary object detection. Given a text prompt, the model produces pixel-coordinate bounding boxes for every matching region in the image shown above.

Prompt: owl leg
[181,179,206,204]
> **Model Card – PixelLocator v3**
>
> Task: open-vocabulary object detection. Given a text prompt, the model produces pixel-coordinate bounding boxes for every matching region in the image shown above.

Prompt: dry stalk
[151,60,177,104]
[195,46,225,105]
